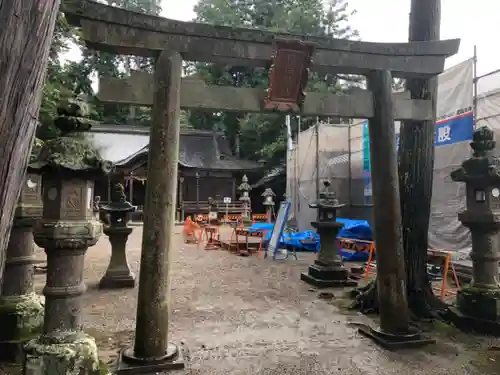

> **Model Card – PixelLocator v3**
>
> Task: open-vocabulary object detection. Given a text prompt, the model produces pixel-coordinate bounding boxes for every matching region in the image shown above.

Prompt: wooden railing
[181,200,246,218]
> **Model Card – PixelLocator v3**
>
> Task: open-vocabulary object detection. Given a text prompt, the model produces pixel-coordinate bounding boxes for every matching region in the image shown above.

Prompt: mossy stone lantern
[24,99,113,375]
[238,174,252,226]
[99,183,137,289]
[262,188,275,223]
[0,139,45,364]
[448,126,500,334]
[301,180,356,288]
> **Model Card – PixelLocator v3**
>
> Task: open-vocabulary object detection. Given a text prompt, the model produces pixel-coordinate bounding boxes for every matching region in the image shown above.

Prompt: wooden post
[117,50,185,372]
[129,177,134,204]
[358,70,434,349]
[0,0,60,287]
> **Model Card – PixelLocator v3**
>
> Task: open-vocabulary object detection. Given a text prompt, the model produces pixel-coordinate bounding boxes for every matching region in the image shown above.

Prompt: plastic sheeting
[286,67,500,261]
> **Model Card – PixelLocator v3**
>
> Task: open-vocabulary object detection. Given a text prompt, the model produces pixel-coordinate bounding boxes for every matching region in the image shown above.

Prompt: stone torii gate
[59,0,459,373]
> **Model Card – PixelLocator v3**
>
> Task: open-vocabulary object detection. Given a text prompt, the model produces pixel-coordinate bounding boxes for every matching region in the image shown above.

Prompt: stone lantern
[301,180,356,288]
[448,126,500,333]
[207,196,218,225]
[98,183,137,289]
[0,139,45,363]
[238,175,252,226]
[24,99,113,375]
[262,188,275,223]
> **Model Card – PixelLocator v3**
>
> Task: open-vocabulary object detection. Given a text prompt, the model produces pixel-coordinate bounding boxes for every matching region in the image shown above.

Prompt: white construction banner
[434,58,474,146]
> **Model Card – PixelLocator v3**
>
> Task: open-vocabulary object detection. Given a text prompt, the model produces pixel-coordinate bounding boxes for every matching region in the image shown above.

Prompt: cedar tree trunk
[0,0,61,289]
[399,0,446,318]
[350,0,447,318]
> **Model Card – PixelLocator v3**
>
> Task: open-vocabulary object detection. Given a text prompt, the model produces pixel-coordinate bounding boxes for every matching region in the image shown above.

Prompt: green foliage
[190,0,359,166]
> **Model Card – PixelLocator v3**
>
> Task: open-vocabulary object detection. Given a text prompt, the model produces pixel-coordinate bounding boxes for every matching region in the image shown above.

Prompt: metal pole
[315,118,320,223]
[347,120,352,205]
[315,117,320,199]
[297,116,301,218]
[473,45,478,128]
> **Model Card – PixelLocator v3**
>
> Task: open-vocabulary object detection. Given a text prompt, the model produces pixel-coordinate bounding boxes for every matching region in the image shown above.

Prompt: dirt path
[31,226,500,375]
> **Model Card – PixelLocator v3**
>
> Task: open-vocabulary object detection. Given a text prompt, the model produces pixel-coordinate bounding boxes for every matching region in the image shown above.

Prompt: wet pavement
[30,226,500,375]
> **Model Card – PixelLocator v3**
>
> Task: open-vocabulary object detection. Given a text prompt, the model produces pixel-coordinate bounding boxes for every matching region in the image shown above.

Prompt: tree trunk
[399,0,446,318]
[0,1,60,289]
[351,0,447,318]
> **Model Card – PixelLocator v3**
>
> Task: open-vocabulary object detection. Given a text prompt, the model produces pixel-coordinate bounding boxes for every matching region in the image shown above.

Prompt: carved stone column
[0,173,44,364]
[99,183,137,289]
[301,180,356,288]
[23,99,112,375]
[447,126,500,334]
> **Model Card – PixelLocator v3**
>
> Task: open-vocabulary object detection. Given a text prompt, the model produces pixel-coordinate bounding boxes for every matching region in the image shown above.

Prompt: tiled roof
[87,124,262,171]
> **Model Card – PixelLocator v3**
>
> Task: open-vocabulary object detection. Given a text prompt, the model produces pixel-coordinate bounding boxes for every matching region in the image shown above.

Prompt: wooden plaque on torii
[264,39,315,112]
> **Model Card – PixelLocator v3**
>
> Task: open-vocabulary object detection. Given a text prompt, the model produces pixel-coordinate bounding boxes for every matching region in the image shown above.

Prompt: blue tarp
[336,218,373,261]
[250,218,373,259]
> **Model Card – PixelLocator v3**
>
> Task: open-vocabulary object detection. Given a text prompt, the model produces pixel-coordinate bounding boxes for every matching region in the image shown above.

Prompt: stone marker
[24,99,113,375]
[99,182,137,289]
[447,126,500,334]
[301,180,356,288]
[0,173,44,364]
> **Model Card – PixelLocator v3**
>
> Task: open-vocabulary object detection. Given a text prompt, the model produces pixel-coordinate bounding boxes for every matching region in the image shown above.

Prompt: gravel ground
[30,226,500,375]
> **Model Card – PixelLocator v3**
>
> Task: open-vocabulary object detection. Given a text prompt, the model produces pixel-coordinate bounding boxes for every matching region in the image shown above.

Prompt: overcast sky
[159,0,497,76]
[67,0,500,92]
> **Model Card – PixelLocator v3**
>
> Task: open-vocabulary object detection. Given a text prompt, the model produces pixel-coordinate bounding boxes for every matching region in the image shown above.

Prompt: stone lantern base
[24,331,108,375]
[0,293,44,364]
[99,226,136,290]
[300,260,357,288]
[446,287,500,335]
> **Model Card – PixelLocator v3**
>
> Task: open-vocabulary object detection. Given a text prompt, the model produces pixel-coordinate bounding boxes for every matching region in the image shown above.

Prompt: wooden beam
[97,72,433,121]
[63,0,460,78]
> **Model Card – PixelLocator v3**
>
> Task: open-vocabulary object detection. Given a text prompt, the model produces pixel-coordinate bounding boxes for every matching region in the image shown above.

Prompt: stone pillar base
[116,343,185,374]
[24,332,108,375]
[300,262,357,288]
[357,324,435,350]
[0,293,44,364]
[446,288,500,335]
[99,271,136,289]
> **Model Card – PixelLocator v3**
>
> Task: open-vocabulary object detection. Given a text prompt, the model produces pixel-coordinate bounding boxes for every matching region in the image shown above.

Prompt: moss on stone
[0,293,44,340]
[24,332,103,375]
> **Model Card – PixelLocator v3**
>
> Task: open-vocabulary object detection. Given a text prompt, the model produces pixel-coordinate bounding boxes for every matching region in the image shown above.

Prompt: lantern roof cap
[101,183,136,212]
[451,126,500,184]
[28,99,114,177]
[309,180,344,209]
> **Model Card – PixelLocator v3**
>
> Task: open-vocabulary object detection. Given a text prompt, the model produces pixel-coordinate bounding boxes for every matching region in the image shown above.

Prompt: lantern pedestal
[447,289,500,336]
[301,222,357,288]
[301,262,356,288]
[24,331,104,375]
[99,226,136,289]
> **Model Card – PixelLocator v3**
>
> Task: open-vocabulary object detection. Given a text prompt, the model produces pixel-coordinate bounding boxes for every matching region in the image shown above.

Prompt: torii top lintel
[62,0,460,79]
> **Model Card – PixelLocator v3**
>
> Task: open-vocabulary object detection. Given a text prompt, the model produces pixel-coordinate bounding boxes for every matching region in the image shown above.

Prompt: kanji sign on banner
[363,59,474,199]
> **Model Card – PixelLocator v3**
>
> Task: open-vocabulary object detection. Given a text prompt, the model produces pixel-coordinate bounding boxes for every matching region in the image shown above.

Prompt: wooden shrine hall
[88,124,262,219]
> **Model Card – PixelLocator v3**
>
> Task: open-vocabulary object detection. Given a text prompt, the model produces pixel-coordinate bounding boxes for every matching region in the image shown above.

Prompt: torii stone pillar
[116,51,185,373]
